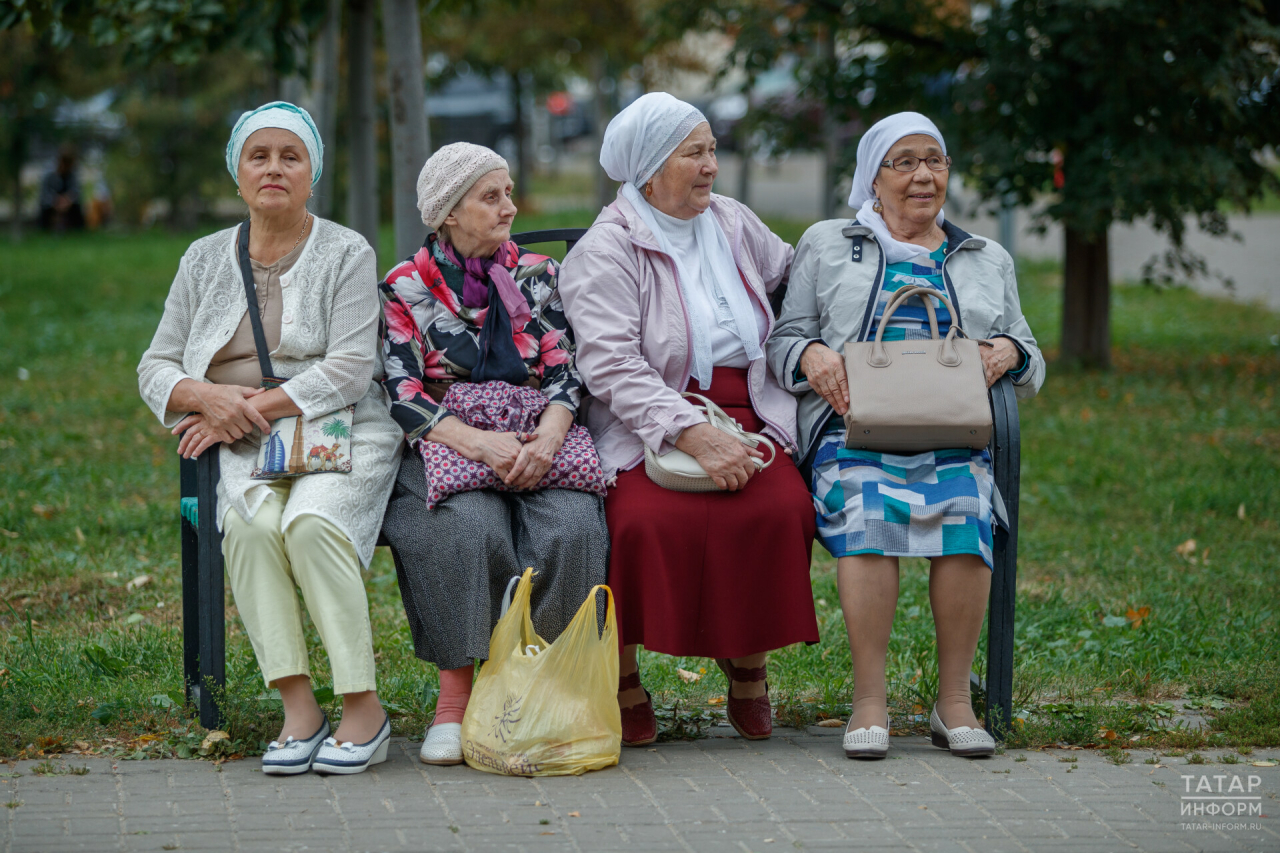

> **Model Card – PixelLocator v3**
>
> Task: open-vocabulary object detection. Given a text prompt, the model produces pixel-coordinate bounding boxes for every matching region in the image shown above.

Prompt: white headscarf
[599,92,763,386]
[225,101,324,187]
[847,111,948,264]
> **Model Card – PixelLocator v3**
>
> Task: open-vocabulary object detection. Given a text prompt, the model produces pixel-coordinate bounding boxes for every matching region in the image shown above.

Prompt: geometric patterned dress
[809,243,1008,569]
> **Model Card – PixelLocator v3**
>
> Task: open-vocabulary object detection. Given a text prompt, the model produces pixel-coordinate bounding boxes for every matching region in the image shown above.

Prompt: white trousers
[222,480,376,694]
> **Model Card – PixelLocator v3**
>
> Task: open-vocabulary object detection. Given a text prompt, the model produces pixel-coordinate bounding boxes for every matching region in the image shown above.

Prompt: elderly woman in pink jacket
[558,93,819,747]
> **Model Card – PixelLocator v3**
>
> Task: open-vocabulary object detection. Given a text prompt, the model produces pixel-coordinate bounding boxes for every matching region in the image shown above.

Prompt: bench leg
[195,451,226,730]
[986,526,1017,739]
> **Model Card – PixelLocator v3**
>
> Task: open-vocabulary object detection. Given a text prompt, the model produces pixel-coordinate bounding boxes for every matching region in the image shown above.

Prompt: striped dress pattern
[809,243,996,569]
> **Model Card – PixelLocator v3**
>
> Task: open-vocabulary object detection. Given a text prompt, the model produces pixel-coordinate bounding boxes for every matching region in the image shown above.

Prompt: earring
[872,197,883,214]
[644,182,653,198]
[236,189,241,197]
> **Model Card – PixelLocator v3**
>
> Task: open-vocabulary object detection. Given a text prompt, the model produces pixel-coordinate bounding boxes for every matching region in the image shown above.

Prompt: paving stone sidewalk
[3,727,1276,853]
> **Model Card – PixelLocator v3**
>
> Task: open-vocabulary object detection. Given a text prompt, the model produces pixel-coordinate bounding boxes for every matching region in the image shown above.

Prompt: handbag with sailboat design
[231,221,355,480]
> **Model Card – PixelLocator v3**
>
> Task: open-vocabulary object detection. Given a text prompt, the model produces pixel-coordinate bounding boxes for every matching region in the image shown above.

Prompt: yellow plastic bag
[460,568,621,776]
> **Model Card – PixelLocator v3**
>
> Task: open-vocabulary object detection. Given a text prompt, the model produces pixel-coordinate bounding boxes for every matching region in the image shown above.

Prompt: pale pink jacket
[558,193,799,480]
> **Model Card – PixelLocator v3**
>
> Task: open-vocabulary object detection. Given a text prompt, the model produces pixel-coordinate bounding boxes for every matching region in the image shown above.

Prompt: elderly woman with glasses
[558,93,820,747]
[768,112,1044,760]
[138,102,402,776]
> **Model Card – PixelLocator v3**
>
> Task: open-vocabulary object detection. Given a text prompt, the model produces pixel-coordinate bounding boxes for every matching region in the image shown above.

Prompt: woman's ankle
[432,665,475,726]
[849,696,887,730]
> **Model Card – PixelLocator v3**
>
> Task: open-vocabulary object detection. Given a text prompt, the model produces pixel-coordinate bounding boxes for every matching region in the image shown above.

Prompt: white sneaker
[843,714,890,760]
[262,715,330,775]
[311,716,391,775]
[929,704,996,757]
[419,722,463,766]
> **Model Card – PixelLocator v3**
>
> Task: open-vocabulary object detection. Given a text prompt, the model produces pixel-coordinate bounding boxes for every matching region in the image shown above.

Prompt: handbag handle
[236,220,279,384]
[869,285,964,369]
[679,392,776,470]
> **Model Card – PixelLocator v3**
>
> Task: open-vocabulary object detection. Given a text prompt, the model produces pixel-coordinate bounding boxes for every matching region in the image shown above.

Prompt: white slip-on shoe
[262,715,330,775]
[929,704,996,757]
[311,715,391,775]
[419,722,463,766]
[843,713,890,760]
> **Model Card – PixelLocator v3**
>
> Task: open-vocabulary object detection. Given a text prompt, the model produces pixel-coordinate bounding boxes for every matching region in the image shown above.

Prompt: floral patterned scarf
[410,235,535,385]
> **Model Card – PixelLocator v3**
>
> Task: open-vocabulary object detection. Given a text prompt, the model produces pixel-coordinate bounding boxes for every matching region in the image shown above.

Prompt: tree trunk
[382,0,431,260]
[817,25,837,221]
[309,0,342,218]
[512,71,530,207]
[591,50,614,211]
[346,0,380,252]
[1061,226,1111,368]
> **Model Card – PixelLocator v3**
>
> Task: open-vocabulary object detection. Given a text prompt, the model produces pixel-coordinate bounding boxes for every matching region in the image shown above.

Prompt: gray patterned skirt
[380,449,610,671]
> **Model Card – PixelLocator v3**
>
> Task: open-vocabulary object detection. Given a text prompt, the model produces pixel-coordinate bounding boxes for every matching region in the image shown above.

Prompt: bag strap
[875,284,960,343]
[677,391,777,471]
[236,220,277,383]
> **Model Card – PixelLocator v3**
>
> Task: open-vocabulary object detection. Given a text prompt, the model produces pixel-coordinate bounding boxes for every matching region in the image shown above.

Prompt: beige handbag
[644,392,776,492]
[842,285,992,453]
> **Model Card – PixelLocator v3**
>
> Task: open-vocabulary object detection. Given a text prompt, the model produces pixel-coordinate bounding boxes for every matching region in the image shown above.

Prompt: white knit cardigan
[138,217,403,567]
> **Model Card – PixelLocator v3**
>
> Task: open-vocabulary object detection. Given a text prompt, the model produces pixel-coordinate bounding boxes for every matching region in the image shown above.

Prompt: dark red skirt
[605,367,819,659]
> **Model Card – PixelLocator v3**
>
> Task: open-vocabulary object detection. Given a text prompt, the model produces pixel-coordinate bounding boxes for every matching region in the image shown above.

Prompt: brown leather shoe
[618,671,657,746]
[715,658,772,740]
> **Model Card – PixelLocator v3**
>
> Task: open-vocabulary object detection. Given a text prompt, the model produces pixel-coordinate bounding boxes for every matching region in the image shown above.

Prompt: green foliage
[2,0,329,74]
[956,0,1280,243]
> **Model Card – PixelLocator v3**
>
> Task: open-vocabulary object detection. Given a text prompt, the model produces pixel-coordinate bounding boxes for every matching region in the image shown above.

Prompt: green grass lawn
[1,217,1277,762]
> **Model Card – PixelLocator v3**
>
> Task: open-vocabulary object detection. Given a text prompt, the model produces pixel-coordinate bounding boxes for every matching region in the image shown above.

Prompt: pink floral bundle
[418,381,606,509]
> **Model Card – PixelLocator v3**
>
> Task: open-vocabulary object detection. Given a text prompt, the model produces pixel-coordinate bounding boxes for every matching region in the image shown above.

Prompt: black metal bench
[177,227,1020,737]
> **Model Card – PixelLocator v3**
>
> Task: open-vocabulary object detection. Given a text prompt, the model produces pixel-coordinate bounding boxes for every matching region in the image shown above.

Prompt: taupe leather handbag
[842,285,992,453]
[644,393,776,492]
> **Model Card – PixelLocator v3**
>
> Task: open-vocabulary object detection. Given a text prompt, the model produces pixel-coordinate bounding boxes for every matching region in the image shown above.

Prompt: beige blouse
[204,238,306,386]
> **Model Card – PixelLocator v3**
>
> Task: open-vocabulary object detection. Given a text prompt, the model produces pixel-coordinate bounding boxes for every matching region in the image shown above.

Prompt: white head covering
[599,92,763,387]
[847,111,948,264]
[225,101,324,187]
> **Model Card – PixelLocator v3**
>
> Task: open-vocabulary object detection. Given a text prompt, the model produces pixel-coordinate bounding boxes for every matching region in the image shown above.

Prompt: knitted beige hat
[416,142,510,229]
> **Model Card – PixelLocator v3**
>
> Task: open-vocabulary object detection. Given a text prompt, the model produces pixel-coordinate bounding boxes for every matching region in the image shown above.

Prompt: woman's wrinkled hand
[504,431,563,490]
[980,337,1021,387]
[675,422,764,492]
[172,414,235,459]
[800,342,849,416]
[465,430,526,482]
[179,383,271,442]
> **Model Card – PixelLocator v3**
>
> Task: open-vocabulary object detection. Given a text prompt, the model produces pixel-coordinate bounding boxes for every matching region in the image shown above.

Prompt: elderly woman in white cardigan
[137,102,402,776]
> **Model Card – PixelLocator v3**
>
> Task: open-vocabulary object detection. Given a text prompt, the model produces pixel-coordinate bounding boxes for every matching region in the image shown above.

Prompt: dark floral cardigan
[378,236,584,442]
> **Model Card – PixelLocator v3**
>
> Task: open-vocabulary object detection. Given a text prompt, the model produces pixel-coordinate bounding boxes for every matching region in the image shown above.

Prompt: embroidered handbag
[419,381,606,509]
[842,284,992,453]
[643,392,775,493]
[230,221,356,480]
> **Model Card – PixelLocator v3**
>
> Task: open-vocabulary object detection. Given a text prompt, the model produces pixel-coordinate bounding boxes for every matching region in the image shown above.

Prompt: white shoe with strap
[261,715,330,775]
[311,715,391,775]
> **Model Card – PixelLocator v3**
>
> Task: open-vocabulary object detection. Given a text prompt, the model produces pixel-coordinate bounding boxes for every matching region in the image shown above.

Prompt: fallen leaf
[676,668,701,684]
[1250,760,1277,767]
[1100,729,1117,741]
[539,832,555,836]
[1174,539,1197,558]
[199,731,230,755]
[125,575,151,592]
[567,811,580,818]
[31,504,55,520]
[815,719,845,728]
[707,696,725,705]
[1126,606,1152,628]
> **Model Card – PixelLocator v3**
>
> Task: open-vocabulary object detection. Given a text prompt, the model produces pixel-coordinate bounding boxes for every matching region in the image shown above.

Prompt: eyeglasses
[880,155,952,173]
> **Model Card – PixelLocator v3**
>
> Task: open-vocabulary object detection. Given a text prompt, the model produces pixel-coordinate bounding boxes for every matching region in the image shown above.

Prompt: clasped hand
[172,384,271,459]
[675,422,765,492]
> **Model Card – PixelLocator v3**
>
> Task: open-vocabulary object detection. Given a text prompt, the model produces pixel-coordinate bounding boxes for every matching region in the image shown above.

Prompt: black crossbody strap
[236,220,276,382]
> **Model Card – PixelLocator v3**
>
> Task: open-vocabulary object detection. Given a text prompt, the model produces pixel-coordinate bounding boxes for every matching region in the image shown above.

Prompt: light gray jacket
[766,219,1045,465]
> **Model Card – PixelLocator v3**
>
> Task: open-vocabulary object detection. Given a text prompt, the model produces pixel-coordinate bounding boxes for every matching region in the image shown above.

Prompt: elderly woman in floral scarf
[378,143,608,767]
